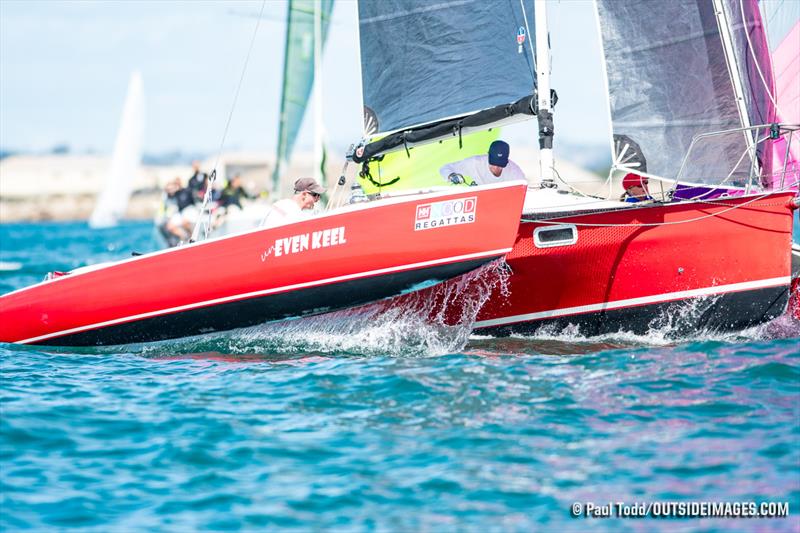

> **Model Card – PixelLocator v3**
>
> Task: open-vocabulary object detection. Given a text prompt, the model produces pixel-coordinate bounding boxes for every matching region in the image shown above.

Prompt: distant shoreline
[0,191,160,223]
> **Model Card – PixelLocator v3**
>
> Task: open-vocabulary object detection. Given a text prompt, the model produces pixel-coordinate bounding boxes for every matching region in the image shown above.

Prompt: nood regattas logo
[414,197,477,230]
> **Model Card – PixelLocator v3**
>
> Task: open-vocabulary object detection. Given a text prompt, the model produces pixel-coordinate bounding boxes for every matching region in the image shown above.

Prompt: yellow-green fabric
[357,129,500,194]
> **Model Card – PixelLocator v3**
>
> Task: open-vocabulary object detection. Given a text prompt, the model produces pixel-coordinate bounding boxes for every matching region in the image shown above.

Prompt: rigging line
[326,160,350,213]
[667,128,775,199]
[192,0,267,242]
[525,189,791,228]
[738,0,782,115]
[713,0,758,182]
[668,141,754,202]
[543,125,798,209]
[551,166,592,198]
[518,0,537,80]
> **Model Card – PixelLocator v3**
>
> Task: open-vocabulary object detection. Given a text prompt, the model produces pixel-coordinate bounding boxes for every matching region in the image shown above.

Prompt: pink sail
[767,19,800,190]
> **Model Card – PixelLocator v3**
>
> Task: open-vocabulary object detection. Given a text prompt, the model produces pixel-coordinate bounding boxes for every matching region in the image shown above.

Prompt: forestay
[358,0,537,137]
[596,0,776,185]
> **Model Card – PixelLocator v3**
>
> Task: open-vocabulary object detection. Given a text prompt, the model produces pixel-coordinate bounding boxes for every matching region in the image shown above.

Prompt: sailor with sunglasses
[260,177,326,227]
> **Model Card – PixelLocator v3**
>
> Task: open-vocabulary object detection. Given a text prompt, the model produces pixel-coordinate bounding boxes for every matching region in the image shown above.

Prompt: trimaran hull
[0,182,527,346]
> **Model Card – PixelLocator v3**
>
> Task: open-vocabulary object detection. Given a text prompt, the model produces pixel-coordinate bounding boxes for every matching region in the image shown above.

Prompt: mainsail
[595,0,777,185]
[355,0,537,161]
[89,71,144,228]
[271,0,334,192]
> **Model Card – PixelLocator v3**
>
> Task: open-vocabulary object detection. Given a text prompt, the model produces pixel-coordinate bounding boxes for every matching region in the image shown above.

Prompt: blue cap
[488,140,510,167]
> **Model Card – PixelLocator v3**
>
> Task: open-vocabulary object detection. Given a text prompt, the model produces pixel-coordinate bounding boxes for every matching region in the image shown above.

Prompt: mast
[534,0,554,186]
[313,0,325,187]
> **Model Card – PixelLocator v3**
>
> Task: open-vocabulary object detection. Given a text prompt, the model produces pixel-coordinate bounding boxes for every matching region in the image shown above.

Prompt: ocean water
[1,221,799,531]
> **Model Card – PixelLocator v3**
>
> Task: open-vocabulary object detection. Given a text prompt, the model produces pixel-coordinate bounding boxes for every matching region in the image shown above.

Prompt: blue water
[1,221,799,531]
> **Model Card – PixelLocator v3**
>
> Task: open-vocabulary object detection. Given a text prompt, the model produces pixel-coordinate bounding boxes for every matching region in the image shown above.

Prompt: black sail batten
[352,94,536,164]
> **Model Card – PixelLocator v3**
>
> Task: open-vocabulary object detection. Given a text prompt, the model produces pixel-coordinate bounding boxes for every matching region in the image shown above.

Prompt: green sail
[356,129,500,195]
[272,0,334,192]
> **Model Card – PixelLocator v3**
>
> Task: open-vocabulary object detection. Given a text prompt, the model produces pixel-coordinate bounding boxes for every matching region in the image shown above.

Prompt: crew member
[218,173,256,210]
[620,172,653,203]
[260,177,325,227]
[439,140,525,186]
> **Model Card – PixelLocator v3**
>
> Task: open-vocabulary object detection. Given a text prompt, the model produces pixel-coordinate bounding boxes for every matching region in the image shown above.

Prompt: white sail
[89,71,145,228]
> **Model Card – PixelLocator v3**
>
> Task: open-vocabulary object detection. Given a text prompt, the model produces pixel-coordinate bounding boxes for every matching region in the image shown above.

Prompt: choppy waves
[2,222,798,530]
[2,339,798,530]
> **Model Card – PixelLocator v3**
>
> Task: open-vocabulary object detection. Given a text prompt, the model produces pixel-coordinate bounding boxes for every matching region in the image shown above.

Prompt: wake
[136,260,512,358]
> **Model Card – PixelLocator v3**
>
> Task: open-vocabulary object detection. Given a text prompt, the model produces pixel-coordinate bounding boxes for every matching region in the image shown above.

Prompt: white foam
[482,294,800,347]
[136,270,797,357]
[229,261,513,357]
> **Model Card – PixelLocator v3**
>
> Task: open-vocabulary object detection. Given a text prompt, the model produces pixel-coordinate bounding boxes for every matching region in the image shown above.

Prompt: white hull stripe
[19,248,512,345]
[474,276,792,329]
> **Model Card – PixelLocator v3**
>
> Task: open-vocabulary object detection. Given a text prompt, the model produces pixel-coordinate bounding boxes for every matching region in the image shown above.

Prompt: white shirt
[260,198,304,227]
[439,155,526,186]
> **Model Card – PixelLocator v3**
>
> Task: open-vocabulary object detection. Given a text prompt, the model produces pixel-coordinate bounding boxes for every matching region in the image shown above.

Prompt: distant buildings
[0,151,351,221]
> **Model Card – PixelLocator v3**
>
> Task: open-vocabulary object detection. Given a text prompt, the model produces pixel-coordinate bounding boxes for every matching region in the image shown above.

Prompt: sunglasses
[307,191,321,200]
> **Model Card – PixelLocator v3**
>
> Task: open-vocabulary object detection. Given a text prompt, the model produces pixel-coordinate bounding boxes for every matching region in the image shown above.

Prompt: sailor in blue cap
[439,140,526,186]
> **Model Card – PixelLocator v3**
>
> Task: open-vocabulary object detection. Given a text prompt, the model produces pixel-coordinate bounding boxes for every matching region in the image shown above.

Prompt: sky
[0,0,611,158]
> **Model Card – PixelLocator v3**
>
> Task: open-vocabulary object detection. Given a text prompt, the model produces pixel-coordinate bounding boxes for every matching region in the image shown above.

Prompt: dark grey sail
[358,0,537,137]
[596,0,775,184]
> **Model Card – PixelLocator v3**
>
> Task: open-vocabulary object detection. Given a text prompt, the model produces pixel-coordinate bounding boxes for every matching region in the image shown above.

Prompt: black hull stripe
[36,257,496,347]
[476,285,790,337]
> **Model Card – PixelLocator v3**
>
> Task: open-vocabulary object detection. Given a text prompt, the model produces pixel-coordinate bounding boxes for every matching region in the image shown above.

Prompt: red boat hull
[392,192,793,336]
[472,192,794,335]
[0,183,527,346]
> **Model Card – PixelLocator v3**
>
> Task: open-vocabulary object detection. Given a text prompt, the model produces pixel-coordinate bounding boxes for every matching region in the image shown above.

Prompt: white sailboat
[89,71,145,228]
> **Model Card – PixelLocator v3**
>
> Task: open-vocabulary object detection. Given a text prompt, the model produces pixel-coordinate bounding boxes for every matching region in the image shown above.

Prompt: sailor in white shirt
[260,177,325,227]
[439,140,525,186]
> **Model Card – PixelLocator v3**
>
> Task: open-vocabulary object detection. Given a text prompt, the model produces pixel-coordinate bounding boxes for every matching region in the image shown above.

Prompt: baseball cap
[488,140,510,168]
[294,177,326,195]
[622,172,648,190]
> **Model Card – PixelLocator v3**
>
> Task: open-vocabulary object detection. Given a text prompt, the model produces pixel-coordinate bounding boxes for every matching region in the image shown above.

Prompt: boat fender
[788,196,800,211]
